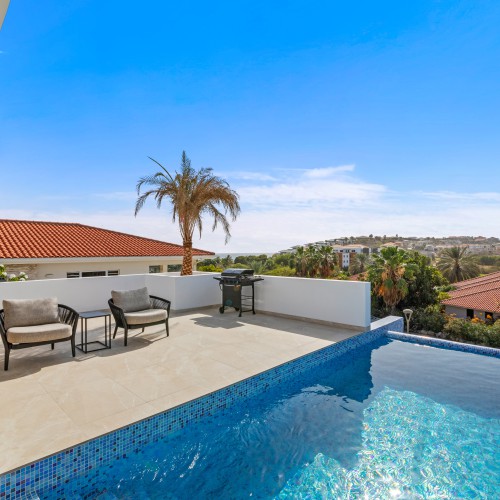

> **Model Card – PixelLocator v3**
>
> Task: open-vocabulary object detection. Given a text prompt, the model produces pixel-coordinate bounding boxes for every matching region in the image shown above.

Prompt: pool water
[55,338,500,499]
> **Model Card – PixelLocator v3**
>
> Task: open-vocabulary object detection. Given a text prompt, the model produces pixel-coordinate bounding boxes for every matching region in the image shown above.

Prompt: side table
[77,309,112,353]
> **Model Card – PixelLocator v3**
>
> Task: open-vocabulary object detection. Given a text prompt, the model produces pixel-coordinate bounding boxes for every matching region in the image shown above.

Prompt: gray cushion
[124,308,167,325]
[7,323,72,344]
[3,298,59,331]
[111,287,151,313]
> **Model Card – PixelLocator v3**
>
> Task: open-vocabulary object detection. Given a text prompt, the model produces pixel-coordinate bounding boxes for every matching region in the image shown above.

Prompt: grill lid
[220,268,254,277]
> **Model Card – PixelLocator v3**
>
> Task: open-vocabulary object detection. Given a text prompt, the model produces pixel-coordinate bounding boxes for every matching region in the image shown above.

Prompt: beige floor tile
[162,356,250,391]
[81,403,158,440]
[117,364,195,402]
[49,378,145,426]
[201,343,274,370]
[96,349,162,378]
[0,394,86,473]
[0,377,48,405]
[34,356,103,392]
[149,385,210,412]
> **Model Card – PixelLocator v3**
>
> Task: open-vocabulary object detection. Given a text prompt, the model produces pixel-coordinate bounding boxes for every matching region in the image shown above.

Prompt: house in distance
[0,219,214,280]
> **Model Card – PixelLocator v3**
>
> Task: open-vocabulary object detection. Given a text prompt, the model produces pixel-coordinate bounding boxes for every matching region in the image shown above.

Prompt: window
[107,270,120,276]
[149,265,163,273]
[67,272,80,278]
[466,309,474,319]
[81,271,106,277]
[167,264,182,272]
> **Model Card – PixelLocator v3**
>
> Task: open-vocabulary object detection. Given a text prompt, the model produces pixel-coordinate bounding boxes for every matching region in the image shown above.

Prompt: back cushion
[3,298,59,330]
[111,287,151,313]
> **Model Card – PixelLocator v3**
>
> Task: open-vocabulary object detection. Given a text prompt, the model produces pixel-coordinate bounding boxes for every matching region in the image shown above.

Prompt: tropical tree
[317,245,337,278]
[436,246,480,283]
[135,151,240,275]
[367,247,417,314]
[398,251,447,309]
[293,246,308,277]
[349,253,371,275]
[305,246,320,277]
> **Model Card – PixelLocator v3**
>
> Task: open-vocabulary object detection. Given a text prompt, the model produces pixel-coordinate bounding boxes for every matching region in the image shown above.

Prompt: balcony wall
[0,273,371,328]
[254,276,371,328]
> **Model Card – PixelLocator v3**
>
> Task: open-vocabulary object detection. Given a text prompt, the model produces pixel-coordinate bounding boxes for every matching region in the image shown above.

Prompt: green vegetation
[0,265,28,282]
[477,255,500,274]
[135,151,240,275]
[197,246,347,279]
[436,246,480,283]
[367,247,418,314]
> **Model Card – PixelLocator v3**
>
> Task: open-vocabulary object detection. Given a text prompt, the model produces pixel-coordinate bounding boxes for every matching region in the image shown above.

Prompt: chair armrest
[108,299,127,328]
[149,295,171,316]
[58,304,79,336]
[0,309,7,346]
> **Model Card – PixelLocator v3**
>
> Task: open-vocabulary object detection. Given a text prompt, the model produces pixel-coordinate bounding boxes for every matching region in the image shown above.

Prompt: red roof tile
[442,272,500,313]
[453,271,500,290]
[0,220,214,259]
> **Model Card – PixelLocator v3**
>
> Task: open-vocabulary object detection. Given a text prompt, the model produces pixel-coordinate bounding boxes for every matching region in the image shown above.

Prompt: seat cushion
[124,308,167,326]
[7,323,72,344]
[3,297,59,330]
[111,287,151,313]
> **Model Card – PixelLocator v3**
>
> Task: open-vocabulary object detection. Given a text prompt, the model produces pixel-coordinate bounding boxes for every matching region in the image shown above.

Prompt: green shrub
[442,317,500,347]
[197,264,223,272]
[410,305,446,333]
[263,266,296,277]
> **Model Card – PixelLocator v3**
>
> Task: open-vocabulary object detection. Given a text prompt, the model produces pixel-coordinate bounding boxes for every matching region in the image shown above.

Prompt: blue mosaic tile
[0,317,402,500]
[386,330,500,358]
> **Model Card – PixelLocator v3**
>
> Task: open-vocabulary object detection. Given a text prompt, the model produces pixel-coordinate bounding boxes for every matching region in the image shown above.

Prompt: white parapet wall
[254,276,371,328]
[0,273,371,328]
[0,273,221,313]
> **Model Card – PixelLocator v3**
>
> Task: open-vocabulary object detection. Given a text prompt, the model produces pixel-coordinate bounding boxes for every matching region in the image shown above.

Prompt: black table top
[78,309,111,319]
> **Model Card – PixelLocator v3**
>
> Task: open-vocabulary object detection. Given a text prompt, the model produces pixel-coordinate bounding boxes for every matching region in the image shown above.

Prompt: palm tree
[367,247,416,313]
[135,151,240,275]
[293,246,308,277]
[436,246,480,283]
[318,245,337,278]
[305,246,320,277]
[349,252,371,275]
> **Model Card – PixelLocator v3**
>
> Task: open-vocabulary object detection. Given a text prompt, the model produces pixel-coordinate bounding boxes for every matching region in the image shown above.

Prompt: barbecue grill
[213,269,264,316]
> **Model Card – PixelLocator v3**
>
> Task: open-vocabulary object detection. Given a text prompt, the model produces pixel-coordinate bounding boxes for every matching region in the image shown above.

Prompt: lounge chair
[0,298,79,371]
[108,287,171,346]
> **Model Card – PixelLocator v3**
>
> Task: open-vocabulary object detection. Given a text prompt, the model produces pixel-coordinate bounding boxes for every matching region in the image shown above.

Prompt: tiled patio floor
[0,308,362,474]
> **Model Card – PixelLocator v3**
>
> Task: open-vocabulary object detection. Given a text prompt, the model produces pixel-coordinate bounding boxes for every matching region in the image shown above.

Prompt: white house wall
[3,258,185,280]
[34,260,183,279]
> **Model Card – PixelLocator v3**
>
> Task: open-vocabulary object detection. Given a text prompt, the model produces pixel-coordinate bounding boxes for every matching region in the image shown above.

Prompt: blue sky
[0,1,499,252]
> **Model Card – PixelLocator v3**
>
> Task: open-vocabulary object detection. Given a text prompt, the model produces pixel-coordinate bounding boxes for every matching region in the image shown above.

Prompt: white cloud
[418,190,500,202]
[226,171,277,181]
[1,163,499,254]
[303,165,355,178]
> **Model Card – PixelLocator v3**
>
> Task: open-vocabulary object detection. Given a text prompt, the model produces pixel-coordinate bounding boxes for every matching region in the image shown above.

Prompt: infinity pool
[53,337,500,499]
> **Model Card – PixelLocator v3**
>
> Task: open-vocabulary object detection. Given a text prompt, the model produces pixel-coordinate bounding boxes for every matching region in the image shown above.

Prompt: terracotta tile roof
[442,272,500,313]
[453,271,500,290]
[0,220,214,259]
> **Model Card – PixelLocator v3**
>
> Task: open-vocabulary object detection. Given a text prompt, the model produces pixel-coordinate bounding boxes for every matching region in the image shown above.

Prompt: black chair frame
[0,304,79,371]
[108,295,171,346]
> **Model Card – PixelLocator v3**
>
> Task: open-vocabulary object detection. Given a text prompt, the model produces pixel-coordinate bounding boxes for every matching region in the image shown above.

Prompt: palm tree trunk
[181,239,193,276]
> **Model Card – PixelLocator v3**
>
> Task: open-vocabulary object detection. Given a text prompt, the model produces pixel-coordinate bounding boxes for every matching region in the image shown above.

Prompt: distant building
[0,219,214,280]
[442,271,500,321]
[331,245,370,269]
